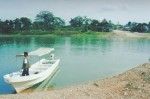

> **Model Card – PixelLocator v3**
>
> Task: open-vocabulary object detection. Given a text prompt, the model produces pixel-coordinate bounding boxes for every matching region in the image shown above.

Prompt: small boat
[3,48,60,93]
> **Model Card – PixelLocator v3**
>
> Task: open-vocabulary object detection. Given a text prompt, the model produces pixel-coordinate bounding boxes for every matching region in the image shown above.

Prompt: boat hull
[4,59,60,93]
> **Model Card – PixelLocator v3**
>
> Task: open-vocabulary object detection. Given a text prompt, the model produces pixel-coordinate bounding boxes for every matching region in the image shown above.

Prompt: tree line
[0,11,116,34]
[0,11,150,34]
[123,22,150,33]
[0,11,66,34]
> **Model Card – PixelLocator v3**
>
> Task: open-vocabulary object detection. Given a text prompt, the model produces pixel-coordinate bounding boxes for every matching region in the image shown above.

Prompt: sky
[0,0,150,24]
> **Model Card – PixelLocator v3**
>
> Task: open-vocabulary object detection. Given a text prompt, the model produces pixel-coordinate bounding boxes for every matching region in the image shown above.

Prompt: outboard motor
[50,54,54,60]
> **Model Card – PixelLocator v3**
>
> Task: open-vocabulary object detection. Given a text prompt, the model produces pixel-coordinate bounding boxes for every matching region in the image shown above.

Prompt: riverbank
[0,63,150,99]
[0,30,150,39]
[112,30,150,39]
[0,31,109,37]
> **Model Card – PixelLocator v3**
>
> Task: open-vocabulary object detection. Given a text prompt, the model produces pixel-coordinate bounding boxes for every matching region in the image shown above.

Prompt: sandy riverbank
[0,63,150,99]
[112,30,150,38]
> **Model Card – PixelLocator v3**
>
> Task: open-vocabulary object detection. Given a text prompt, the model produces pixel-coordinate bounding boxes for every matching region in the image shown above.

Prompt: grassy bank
[0,30,150,39]
[0,30,111,37]
[16,30,111,35]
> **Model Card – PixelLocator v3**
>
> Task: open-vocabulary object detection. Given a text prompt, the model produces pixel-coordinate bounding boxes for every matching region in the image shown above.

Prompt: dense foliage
[0,11,65,34]
[69,17,114,32]
[0,11,115,34]
[123,22,150,33]
[0,11,149,34]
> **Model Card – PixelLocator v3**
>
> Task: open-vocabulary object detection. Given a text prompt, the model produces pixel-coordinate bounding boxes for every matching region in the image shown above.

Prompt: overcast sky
[0,0,150,24]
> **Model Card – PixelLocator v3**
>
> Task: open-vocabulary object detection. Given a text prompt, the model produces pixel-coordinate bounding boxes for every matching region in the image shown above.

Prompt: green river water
[0,34,149,94]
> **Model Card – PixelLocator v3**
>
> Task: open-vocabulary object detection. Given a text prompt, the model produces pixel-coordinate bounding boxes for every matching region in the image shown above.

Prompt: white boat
[3,48,60,93]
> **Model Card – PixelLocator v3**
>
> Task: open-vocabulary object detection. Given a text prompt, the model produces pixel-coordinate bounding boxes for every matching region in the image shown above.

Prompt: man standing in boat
[22,52,30,76]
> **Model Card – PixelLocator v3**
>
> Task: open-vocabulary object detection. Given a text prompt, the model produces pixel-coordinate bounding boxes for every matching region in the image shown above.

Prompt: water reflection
[0,37,15,46]
[14,37,31,46]
[34,36,66,47]
[70,35,112,54]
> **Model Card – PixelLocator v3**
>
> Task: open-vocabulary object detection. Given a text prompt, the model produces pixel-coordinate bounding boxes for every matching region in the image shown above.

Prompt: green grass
[2,30,111,36]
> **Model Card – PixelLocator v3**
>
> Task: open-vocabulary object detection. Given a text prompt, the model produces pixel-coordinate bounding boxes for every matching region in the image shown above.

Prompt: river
[0,34,149,94]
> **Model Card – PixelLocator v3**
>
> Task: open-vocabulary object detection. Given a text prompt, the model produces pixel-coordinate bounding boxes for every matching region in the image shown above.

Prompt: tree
[54,17,65,27]
[69,16,84,27]
[148,22,150,32]
[129,22,138,32]
[100,19,111,32]
[89,19,100,31]
[81,17,92,32]
[136,23,148,33]
[0,20,3,33]
[20,17,32,31]
[32,21,44,30]
[0,20,14,33]
[35,11,55,31]
[13,18,21,31]
[128,22,149,33]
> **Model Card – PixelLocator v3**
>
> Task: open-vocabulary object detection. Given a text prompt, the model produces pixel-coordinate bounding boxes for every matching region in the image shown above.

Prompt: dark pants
[22,68,29,76]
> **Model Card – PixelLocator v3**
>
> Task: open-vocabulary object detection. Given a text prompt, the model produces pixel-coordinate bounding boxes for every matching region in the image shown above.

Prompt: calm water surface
[0,34,150,94]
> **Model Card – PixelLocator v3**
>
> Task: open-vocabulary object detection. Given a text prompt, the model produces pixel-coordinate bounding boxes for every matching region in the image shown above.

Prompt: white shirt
[24,58,28,64]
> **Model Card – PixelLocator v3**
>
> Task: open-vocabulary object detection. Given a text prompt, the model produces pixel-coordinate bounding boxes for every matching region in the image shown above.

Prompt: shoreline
[0,30,150,39]
[0,32,108,37]
[0,63,150,99]
[112,30,150,39]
